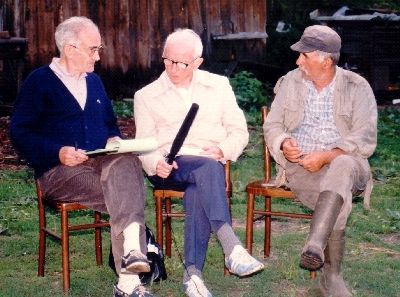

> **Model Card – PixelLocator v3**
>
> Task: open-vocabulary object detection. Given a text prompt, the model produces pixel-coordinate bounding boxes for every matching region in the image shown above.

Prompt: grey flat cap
[291,25,341,53]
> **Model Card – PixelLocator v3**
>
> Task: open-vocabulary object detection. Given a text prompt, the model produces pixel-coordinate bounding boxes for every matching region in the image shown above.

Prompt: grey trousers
[285,155,371,230]
[38,153,147,274]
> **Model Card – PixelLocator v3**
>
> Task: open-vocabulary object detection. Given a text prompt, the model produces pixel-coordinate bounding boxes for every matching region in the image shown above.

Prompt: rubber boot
[320,230,352,297]
[300,191,344,271]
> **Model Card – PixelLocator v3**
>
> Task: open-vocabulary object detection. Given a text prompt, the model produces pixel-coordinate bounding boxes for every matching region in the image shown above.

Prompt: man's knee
[102,154,142,177]
[109,153,141,169]
[328,155,357,178]
[200,158,224,174]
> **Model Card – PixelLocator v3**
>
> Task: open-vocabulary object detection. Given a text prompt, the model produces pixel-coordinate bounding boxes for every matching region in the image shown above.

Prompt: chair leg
[155,195,163,253]
[38,203,46,277]
[310,270,317,279]
[245,192,255,255]
[264,196,272,258]
[94,211,103,265]
[165,198,172,257]
[61,208,70,293]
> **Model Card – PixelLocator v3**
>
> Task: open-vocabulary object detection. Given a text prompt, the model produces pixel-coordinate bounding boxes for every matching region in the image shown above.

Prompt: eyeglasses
[69,44,104,57]
[162,57,198,70]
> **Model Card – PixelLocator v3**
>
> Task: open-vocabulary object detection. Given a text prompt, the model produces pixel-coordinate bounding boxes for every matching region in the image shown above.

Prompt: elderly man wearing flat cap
[264,25,377,297]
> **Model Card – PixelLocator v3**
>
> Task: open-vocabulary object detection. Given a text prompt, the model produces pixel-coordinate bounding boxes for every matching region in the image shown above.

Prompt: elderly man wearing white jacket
[134,28,264,297]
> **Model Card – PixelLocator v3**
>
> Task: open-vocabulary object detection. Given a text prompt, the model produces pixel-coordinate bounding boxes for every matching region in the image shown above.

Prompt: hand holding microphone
[156,103,199,178]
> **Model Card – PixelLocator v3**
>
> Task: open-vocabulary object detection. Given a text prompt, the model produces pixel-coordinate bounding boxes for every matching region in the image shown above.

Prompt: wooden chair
[245,106,316,278]
[36,180,110,293]
[153,161,232,274]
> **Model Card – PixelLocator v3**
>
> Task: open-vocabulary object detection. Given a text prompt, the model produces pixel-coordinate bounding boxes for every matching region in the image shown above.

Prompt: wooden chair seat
[36,180,110,292]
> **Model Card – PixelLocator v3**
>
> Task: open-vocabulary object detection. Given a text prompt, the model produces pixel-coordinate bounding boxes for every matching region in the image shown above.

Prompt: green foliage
[230,71,270,124]
[386,208,400,232]
[112,100,133,118]
[369,108,400,181]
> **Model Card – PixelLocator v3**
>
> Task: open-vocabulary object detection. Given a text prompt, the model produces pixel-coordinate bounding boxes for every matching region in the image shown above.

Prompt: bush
[229,71,270,120]
[113,100,133,118]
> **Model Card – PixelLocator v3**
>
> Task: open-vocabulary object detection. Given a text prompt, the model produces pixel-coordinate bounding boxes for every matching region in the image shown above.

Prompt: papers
[86,138,158,156]
[178,146,203,156]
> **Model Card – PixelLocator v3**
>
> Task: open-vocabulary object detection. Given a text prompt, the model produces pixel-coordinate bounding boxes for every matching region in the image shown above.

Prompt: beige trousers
[285,155,371,230]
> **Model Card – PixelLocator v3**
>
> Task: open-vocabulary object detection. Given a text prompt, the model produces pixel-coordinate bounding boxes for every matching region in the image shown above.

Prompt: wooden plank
[220,0,232,34]
[159,0,173,39]
[24,0,39,66]
[116,0,130,72]
[244,0,255,32]
[203,0,221,58]
[187,0,203,35]
[102,0,116,69]
[135,0,151,70]
[172,0,188,29]
[205,0,221,35]
[255,0,266,32]
[147,0,162,67]
[232,0,245,32]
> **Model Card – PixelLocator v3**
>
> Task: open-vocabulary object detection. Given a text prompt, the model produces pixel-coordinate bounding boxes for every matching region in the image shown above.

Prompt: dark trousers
[148,156,231,271]
[38,153,147,275]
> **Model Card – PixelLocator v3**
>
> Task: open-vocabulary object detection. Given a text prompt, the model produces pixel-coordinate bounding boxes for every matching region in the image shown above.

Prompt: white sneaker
[183,275,213,297]
[225,245,264,276]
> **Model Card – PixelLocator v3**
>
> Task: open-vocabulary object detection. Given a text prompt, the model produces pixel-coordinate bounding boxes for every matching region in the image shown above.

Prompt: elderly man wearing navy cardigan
[10,16,153,297]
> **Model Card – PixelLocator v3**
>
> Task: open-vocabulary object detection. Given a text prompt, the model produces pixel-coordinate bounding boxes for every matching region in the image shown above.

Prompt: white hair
[163,28,203,58]
[316,50,340,65]
[55,16,99,53]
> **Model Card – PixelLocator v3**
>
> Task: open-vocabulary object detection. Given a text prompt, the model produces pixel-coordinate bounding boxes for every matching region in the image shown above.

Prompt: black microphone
[165,103,199,164]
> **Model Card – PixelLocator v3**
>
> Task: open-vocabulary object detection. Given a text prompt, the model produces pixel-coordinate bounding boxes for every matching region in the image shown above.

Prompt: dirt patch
[354,242,400,259]
[382,233,400,245]
[272,279,321,297]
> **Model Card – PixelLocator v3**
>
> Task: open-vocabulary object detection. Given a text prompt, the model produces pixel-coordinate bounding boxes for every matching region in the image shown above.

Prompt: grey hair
[163,28,203,58]
[55,16,99,53]
[316,50,340,65]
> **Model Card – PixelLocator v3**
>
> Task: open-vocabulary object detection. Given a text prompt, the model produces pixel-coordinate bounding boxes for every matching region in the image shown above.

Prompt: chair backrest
[261,106,272,183]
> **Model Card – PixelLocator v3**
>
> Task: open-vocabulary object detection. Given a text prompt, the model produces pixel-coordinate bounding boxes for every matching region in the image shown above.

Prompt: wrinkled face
[67,27,102,74]
[162,40,202,87]
[296,51,326,81]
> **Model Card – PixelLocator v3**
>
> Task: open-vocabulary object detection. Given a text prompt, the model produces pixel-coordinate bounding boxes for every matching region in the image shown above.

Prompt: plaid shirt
[291,77,341,154]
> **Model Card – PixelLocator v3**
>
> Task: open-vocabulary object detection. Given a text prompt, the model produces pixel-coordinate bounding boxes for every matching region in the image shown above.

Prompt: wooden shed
[0,0,267,103]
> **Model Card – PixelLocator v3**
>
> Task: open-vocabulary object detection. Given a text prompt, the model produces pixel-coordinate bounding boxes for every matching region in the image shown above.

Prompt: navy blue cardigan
[10,66,121,177]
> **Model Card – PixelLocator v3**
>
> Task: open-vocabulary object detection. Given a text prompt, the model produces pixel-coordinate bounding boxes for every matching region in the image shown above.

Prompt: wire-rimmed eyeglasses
[162,57,198,70]
[69,44,104,57]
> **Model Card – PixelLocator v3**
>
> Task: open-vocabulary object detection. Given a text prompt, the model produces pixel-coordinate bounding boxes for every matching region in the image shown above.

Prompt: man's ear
[193,57,204,69]
[323,57,333,68]
[63,44,75,59]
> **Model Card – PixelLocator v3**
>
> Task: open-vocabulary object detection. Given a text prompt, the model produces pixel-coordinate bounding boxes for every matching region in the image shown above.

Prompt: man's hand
[59,146,88,166]
[200,146,224,160]
[299,149,344,172]
[156,159,178,178]
[281,138,303,162]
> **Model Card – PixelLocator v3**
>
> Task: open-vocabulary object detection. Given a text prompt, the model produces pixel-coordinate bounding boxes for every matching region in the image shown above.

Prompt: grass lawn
[0,108,399,297]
